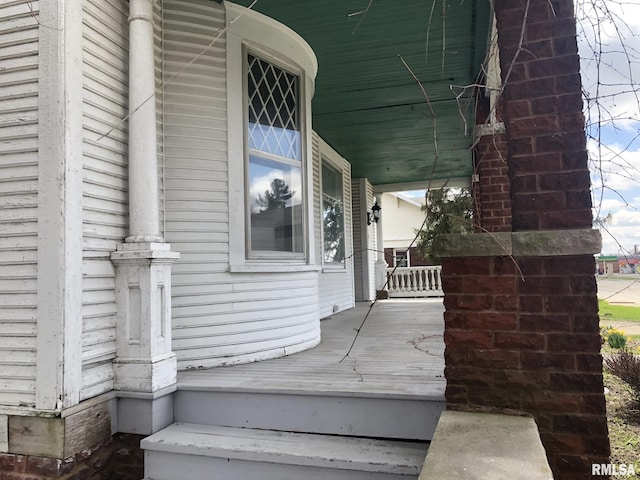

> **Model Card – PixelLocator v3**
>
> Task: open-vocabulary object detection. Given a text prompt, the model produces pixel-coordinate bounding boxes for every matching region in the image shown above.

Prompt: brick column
[473,99,511,233]
[438,1,610,479]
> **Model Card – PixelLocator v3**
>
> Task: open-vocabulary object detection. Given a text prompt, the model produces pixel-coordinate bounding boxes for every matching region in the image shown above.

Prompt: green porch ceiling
[232,0,491,187]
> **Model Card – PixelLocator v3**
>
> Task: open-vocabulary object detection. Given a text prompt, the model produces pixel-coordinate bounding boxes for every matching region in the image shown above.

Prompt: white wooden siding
[367,181,376,299]
[164,0,320,370]
[0,0,39,407]
[312,132,322,269]
[80,0,130,400]
[315,135,355,318]
[381,193,425,249]
[352,179,375,302]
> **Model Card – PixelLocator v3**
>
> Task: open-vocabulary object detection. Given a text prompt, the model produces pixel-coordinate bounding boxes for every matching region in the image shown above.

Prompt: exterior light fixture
[367,201,381,225]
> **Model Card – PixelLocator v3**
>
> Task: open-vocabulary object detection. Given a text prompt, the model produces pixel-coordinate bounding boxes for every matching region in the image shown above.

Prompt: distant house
[381,192,431,267]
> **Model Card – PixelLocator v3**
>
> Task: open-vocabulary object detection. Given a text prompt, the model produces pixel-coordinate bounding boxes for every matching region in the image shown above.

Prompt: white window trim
[319,138,349,273]
[226,2,318,272]
[244,48,306,260]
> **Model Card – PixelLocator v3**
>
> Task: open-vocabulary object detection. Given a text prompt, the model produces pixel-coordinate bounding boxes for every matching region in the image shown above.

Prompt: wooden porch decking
[178,299,446,400]
[144,300,445,478]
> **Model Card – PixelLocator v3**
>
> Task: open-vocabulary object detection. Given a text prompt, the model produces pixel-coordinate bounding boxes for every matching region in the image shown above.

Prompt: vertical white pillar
[374,194,388,292]
[111,0,179,395]
[127,0,161,243]
[36,0,84,410]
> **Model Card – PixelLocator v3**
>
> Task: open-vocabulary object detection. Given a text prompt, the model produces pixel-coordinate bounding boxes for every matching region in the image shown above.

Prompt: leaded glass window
[246,53,304,256]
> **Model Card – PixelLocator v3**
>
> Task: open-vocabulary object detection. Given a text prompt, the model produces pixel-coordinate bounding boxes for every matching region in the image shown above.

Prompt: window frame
[243,47,307,260]
[225,4,319,273]
[320,155,347,270]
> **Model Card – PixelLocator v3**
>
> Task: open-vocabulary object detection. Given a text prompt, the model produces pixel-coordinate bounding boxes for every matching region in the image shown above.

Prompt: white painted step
[143,423,429,480]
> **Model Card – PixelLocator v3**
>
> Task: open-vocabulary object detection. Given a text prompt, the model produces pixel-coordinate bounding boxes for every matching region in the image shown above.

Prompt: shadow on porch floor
[178,298,445,400]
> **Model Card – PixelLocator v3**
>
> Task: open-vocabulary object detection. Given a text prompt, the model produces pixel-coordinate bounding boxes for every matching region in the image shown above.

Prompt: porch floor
[178,299,445,400]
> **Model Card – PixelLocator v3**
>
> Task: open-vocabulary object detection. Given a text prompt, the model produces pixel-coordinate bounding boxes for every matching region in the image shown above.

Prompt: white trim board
[36,0,84,411]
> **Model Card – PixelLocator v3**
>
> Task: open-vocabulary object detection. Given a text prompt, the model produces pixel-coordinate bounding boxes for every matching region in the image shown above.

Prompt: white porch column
[127,0,161,243]
[374,194,388,293]
[111,0,179,394]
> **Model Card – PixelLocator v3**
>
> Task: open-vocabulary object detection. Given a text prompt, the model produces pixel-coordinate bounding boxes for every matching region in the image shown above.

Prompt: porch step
[174,389,445,441]
[142,423,429,480]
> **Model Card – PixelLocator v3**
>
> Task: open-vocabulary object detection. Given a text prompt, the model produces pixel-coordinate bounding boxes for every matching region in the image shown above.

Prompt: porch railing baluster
[386,266,444,298]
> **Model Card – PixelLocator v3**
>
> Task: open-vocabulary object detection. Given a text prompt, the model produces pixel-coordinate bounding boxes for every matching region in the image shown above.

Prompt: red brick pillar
[473,98,511,233]
[439,2,609,479]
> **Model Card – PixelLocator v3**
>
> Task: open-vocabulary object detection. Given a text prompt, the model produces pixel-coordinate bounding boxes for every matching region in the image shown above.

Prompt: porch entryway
[142,299,445,479]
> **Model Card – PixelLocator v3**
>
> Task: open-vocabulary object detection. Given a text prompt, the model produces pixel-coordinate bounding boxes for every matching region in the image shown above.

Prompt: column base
[114,353,177,393]
[111,242,179,394]
[375,260,388,291]
[117,385,175,435]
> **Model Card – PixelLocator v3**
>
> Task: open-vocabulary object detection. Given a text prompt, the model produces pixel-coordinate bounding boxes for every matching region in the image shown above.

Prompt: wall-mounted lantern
[367,201,381,226]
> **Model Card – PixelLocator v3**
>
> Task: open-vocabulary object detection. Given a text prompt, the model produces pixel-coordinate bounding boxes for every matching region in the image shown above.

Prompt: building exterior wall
[0,0,40,408]
[351,179,375,302]
[315,135,355,318]
[380,192,425,249]
[384,246,430,268]
[163,0,321,370]
[79,0,130,402]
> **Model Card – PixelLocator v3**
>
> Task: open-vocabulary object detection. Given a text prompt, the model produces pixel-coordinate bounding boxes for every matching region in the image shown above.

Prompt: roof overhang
[231,0,491,188]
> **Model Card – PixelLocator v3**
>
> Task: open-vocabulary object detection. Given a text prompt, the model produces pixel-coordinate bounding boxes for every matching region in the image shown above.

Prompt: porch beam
[371,177,470,196]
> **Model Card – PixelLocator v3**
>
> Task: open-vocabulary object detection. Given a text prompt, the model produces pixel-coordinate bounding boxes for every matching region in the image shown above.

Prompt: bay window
[246,52,305,257]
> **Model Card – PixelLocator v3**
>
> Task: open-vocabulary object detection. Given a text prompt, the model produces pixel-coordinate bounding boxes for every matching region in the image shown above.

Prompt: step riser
[145,451,420,480]
[174,390,445,441]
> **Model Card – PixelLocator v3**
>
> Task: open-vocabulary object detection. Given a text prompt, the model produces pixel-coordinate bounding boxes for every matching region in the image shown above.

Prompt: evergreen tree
[416,188,473,263]
[257,178,294,210]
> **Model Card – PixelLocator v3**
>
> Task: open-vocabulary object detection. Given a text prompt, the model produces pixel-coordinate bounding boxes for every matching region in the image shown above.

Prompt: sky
[406,2,640,256]
[577,0,640,255]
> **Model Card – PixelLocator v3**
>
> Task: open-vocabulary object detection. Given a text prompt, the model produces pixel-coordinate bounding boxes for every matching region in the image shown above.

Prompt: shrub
[602,326,628,349]
[605,350,640,400]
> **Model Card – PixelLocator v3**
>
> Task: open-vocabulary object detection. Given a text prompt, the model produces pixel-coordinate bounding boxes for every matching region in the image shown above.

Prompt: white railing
[386,266,444,298]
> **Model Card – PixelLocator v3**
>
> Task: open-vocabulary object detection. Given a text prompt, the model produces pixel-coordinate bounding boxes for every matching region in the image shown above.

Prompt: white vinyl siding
[164,0,320,370]
[0,0,39,407]
[315,136,354,318]
[80,0,130,400]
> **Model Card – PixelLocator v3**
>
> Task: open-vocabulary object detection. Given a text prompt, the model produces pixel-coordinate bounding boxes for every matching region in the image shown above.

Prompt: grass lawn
[600,300,640,473]
[599,300,640,353]
[599,300,640,323]
[605,372,640,478]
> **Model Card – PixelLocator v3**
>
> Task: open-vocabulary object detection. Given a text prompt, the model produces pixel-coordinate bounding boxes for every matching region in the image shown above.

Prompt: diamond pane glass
[247,54,301,161]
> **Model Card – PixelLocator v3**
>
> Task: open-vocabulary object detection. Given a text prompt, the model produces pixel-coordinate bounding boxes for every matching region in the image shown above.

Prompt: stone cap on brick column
[419,410,553,480]
[436,229,601,257]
